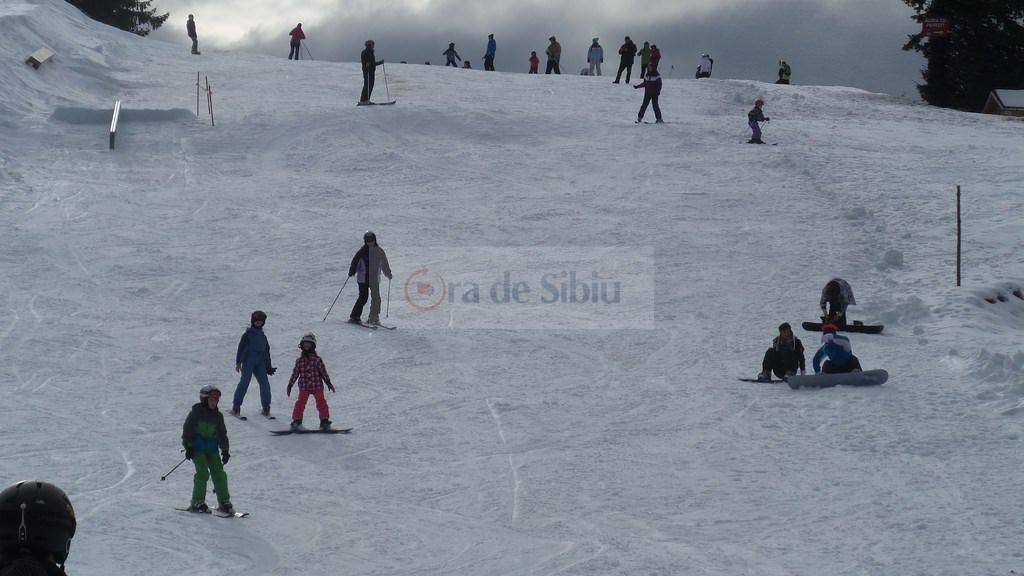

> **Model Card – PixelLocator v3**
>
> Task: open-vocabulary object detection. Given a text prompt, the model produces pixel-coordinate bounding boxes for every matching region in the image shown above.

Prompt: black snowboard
[270,428,352,436]
[802,321,883,334]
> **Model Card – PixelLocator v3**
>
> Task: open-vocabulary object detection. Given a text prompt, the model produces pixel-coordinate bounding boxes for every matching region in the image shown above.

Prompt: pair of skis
[175,507,249,518]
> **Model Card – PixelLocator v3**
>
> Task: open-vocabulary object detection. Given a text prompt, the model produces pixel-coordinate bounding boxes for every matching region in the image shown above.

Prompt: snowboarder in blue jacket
[812,324,862,374]
[231,310,276,417]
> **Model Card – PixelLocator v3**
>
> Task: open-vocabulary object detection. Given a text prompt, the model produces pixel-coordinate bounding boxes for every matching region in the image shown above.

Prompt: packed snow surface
[1,2,1023,575]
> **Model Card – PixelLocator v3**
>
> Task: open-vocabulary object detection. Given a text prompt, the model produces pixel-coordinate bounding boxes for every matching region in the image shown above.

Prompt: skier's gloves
[221,452,231,465]
[328,384,336,392]
[765,117,770,121]
[267,367,277,376]
[286,384,293,397]
[184,446,194,460]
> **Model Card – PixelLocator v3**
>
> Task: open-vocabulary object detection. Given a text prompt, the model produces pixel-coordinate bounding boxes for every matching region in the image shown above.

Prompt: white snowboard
[787,369,888,389]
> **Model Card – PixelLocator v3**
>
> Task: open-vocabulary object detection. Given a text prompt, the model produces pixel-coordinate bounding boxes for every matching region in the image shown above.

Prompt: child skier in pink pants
[287,333,335,430]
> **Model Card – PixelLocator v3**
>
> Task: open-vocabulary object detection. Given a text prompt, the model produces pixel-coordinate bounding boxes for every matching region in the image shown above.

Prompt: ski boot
[320,419,332,431]
[290,419,304,431]
[188,501,210,513]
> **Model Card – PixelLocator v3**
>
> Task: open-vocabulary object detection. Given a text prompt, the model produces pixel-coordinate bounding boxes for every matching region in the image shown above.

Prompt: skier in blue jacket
[483,34,496,70]
[231,310,276,417]
[812,324,862,374]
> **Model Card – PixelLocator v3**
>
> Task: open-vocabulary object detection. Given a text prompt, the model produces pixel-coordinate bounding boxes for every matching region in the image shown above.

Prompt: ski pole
[161,455,188,481]
[382,63,391,101]
[385,277,391,318]
[323,276,351,322]
[304,43,314,61]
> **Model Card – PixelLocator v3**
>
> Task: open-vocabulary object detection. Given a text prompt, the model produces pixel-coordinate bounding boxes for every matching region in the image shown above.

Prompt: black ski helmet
[250,310,267,326]
[363,230,376,243]
[0,481,76,564]
[199,384,221,403]
[299,332,317,350]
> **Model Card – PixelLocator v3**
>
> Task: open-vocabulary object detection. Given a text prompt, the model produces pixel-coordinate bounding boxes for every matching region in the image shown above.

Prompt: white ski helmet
[299,333,317,349]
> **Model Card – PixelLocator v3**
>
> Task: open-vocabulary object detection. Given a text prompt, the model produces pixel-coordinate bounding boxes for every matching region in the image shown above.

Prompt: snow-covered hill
[2,2,1023,575]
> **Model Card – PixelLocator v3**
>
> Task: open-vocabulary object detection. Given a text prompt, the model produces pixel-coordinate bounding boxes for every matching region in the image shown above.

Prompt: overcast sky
[148,0,925,98]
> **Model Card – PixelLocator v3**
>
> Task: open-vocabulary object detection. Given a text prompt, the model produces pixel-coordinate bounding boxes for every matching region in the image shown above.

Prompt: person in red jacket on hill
[287,333,336,431]
[528,51,540,73]
[650,44,662,68]
[288,23,306,60]
[633,61,663,123]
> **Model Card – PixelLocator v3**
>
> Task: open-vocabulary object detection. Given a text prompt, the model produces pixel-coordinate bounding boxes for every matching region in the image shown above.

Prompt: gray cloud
[150,0,924,97]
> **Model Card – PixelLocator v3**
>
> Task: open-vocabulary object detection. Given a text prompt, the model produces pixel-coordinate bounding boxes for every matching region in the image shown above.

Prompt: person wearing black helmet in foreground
[348,231,392,325]
[0,480,75,576]
[182,385,234,515]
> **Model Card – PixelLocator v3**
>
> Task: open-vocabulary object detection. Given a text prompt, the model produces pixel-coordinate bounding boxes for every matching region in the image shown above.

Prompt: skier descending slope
[182,385,235,515]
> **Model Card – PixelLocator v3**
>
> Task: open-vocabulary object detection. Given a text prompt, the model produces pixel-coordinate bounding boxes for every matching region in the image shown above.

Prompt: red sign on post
[923,17,950,38]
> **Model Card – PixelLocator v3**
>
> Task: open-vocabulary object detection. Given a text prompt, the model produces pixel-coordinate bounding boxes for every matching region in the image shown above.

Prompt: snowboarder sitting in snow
[443,42,461,67]
[820,277,855,328]
[812,324,862,374]
[287,333,336,431]
[634,61,663,123]
[757,322,806,381]
[748,98,769,144]
[182,385,234,514]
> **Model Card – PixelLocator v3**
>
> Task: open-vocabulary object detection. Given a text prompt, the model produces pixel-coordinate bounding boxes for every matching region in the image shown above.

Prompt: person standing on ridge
[182,385,234,515]
[483,34,496,70]
[288,23,306,60]
[232,310,276,418]
[0,480,76,576]
[696,52,713,78]
[348,231,393,325]
[777,60,792,84]
[545,36,562,74]
[528,51,540,73]
[186,14,199,55]
[443,42,461,67]
[613,36,637,83]
[587,38,603,76]
[360,40,384,104]
[638,41,652,73]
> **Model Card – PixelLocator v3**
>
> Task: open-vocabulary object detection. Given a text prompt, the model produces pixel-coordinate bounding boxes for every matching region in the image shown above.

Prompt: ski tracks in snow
[485,398,522,523]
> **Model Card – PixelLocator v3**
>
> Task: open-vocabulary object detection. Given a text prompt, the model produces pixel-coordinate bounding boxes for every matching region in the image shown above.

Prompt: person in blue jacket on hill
[813,324,862,374]
[483,33,496,70]
[231,310,276,417]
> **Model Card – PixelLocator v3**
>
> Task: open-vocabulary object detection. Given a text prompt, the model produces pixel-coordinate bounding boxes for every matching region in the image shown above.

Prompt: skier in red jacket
[288,23,306,60]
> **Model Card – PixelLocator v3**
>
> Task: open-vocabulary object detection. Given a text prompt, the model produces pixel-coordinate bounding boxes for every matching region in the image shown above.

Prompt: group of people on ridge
[180,231,391,514]
[755,278,863,382]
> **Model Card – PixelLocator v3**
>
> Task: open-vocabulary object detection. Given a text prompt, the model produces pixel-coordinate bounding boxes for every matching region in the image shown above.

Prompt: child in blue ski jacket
[231,310,276,417]
[812,324,862,374]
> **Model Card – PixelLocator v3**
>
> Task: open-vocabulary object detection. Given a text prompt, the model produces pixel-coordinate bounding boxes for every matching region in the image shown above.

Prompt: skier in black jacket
[613,36,637,83]
[360,40,384,103]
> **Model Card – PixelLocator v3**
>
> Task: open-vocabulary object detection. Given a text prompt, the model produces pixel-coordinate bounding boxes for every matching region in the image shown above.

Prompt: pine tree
[901,0,1024,111]
[72,0,169,37]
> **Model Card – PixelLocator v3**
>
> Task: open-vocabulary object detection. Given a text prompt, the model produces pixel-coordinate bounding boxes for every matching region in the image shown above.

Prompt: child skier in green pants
[182,385,234,514]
